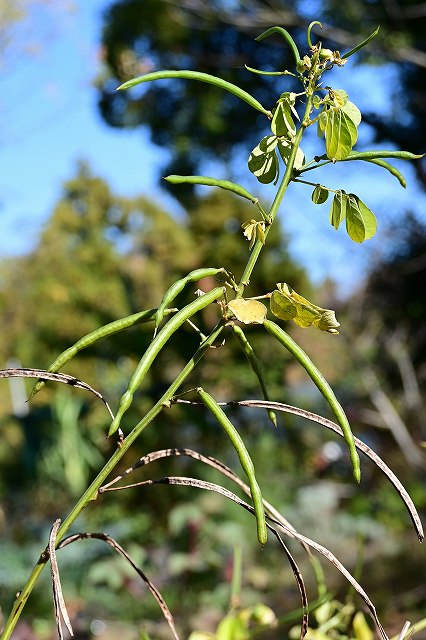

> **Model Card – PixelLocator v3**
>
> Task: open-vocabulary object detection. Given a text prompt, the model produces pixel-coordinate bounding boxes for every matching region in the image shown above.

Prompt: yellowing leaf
[270,283,340,334]
[313,309,340,334]
[270,290,297,321]
[228,298,267,324]
[242,219,266,249]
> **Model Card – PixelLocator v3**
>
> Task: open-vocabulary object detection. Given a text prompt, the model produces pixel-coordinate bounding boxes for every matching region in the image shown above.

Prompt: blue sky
[1,1,425,293]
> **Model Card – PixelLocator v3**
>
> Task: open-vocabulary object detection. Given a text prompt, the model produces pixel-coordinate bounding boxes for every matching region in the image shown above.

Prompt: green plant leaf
[259,135,278,153]
[312,184,329,204]
[317,111,327,137]
[325,108,358,160]
[331,89,348,108]
[341,100,361,126]
[277,140,305,170]
[271,96,297,138]
[248,139,279,184]
[117,70,272,117]
[346,194,377,242]
[228,298,267,324]
[329,190,347,230]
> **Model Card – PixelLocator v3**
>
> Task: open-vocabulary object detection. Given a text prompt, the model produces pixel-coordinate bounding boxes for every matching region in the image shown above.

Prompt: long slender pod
[117,70,272,117]
[164,176,259,204]
[109,287,225,436]
[298,150,423,176]
[342,26,380,59]
[30,307,176,399]
[198,387,267,545]
[154,267,226,336]
[231,325,277,427]
[361,158,406,187]
[255,26,301,65]
[263,319,360,483]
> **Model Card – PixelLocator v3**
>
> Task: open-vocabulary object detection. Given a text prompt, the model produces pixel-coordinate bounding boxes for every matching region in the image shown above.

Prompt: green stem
[237,95,314,296]
[0,322,225,640]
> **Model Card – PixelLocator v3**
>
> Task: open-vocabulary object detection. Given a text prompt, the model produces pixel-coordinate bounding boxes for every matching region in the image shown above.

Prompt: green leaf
[248,140,279,184]
[346,194,377,242]
[332,89,348,108]
[325,108,358,160]
[117,70,272,117]
[259,135,278,153]
[228,298,268,324]
[317,111,327,137]
[312,184,329,204]
[271,100,296,138]
[312,94,321,109]
[329,190,347,230]
[277,140,305,170]
[341,100,361,126]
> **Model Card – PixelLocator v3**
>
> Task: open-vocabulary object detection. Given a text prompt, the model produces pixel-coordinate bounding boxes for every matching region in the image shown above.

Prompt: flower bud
[319,48,334,60]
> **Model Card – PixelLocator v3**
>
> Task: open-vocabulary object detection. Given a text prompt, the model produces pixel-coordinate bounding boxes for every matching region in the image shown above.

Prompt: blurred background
[0,1,425,638]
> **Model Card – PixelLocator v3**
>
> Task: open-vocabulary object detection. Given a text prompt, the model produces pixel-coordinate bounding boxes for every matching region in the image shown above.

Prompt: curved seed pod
[232,325,277,427]
[154,268,225,336]
[255,26,301,65]
[117,70,271,117]
[334,158,407,187]
[29,308,177,399]
[198,387,267,545]
[263,319,360,483]
[245,65,290,77]
[342,26,380,59]
[164,175,259,204]
[307,21,322,49]
[109,287,225,436]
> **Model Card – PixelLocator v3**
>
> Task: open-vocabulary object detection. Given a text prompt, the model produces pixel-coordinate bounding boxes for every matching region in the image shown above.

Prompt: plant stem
[0,321,225,640]
[236,95,313,296]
